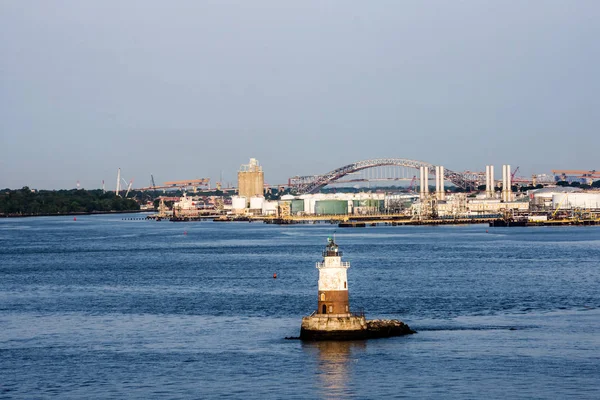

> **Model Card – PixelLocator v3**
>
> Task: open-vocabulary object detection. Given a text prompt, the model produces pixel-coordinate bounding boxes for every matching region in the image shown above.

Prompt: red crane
[511,166,519,180]
[407,175,417,192]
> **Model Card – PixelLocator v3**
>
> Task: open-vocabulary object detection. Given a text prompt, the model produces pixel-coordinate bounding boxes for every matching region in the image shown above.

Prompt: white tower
[419,166,430,200]
[435,166,445,201]
[116,168,121,197]
[502,164,512,202]
[317,238,351,315]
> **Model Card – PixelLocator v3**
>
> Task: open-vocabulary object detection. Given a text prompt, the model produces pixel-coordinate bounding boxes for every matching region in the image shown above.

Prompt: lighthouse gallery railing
[315,261,350,269]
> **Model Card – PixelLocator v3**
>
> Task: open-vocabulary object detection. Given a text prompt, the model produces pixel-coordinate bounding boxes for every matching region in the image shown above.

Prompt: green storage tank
[315,200,348,215]
[291,199,305,213]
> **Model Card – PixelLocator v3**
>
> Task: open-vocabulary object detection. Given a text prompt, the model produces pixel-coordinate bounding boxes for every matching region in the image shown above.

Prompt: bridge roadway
[290,158,475,194]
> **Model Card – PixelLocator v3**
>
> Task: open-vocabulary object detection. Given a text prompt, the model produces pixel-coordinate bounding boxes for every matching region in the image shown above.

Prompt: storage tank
[530,187,581,200]
[304,198,315,215]
[552,193,600,209]
[262,200,278,215]
[249,196,265,210]
[315,200,348,215]
[231,196,247,210]
[291,199,305,214]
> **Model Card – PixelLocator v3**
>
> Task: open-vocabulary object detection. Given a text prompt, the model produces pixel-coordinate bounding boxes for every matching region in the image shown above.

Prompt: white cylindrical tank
[262,200,278,215]
[250,196,265,210]
[231,196,247,210]
[305,198,317,215]
[552,193,600,209]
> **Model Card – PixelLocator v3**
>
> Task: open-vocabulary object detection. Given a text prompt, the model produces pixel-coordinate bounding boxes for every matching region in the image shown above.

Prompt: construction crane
[552,169,600,183]
[125,179,134,198]
[552,169,599,175]
[511,166,520,180]
[151,175,157,191]
[407,175,417,192]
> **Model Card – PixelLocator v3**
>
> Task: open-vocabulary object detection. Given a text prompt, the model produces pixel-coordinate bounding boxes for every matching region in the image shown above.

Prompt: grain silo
[237,158,264,206]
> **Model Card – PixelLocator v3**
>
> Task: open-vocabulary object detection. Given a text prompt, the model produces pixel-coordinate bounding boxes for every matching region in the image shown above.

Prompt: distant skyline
[1,1,599,190]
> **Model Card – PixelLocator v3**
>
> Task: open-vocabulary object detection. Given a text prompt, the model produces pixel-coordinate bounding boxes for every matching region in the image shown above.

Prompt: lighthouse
[299,238,415,341]
[317,238,350,315]
[300,238,367,340]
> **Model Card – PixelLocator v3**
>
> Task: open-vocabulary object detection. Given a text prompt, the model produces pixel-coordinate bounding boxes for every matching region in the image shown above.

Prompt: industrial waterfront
[135,157,600,227]
[1,215,598,398]
[3,158,599,227]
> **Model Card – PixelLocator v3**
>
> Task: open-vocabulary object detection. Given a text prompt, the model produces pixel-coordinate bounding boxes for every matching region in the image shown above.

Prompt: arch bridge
[289,158,475,194]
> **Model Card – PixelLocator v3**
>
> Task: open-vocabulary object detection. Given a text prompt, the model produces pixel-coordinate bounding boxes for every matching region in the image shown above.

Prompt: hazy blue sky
[1,1,598,189]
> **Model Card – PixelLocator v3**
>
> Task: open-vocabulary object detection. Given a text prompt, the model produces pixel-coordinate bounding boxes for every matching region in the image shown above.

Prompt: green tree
[0,188,140,215]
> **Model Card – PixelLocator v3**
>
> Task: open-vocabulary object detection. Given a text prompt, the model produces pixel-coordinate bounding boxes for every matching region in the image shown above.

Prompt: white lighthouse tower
[300,238,368,340]
[317,238,351,315]
[299,238,414,341]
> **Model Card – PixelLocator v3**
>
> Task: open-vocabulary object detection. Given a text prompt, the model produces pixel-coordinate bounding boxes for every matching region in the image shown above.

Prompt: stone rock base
[299,315,415,341]
[365,319,415,338]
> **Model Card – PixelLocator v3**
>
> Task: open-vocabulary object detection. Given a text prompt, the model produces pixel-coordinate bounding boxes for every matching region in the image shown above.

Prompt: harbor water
[1,215,599,398]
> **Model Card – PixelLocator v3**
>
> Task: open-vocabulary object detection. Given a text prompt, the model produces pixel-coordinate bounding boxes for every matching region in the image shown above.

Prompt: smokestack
[490,165,494,198]
[502,165,506,202]
[440,166,446,200]
[435,166,444,201]
[507,164,512,202]
[419,167,423,199]
[116,168,121,197]
[502,164,511,202]
[424,167,429,195]
[485,166,490,197]
[435,166,439,199]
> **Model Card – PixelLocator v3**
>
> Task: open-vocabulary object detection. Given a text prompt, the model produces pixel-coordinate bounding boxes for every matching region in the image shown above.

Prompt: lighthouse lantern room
[316,238,351,315]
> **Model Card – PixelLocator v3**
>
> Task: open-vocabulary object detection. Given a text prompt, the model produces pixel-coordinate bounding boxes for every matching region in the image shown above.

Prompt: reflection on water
[303,341,366,398]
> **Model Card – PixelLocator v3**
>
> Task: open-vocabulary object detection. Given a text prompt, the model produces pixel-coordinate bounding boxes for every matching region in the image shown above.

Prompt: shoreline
[0,210,152,218]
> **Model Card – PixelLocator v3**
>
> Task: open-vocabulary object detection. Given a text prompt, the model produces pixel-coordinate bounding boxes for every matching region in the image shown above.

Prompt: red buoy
[273,273,277,279]
[73,217,77,221]
[184,231,187,235]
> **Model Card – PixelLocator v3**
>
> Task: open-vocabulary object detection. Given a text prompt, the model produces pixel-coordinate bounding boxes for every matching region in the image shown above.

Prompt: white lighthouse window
[320,293,325,301]
[329,306,333,313]
[346,305,349,312]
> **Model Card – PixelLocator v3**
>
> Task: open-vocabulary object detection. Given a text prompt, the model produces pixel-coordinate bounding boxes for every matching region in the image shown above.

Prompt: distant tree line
[0,187,140,216]
[556,180,600,189]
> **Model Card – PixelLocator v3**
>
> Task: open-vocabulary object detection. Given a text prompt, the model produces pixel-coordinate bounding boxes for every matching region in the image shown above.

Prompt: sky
[1,0,599,190]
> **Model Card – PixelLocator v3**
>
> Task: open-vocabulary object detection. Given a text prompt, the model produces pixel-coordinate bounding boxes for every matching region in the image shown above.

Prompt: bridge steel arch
[293,158,474,194]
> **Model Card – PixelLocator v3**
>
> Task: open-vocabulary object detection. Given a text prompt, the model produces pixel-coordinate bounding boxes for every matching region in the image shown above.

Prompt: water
[1,215,599,399]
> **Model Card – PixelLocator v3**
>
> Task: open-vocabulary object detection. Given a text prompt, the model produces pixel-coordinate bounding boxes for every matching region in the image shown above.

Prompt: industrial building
[237,158,264,207]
